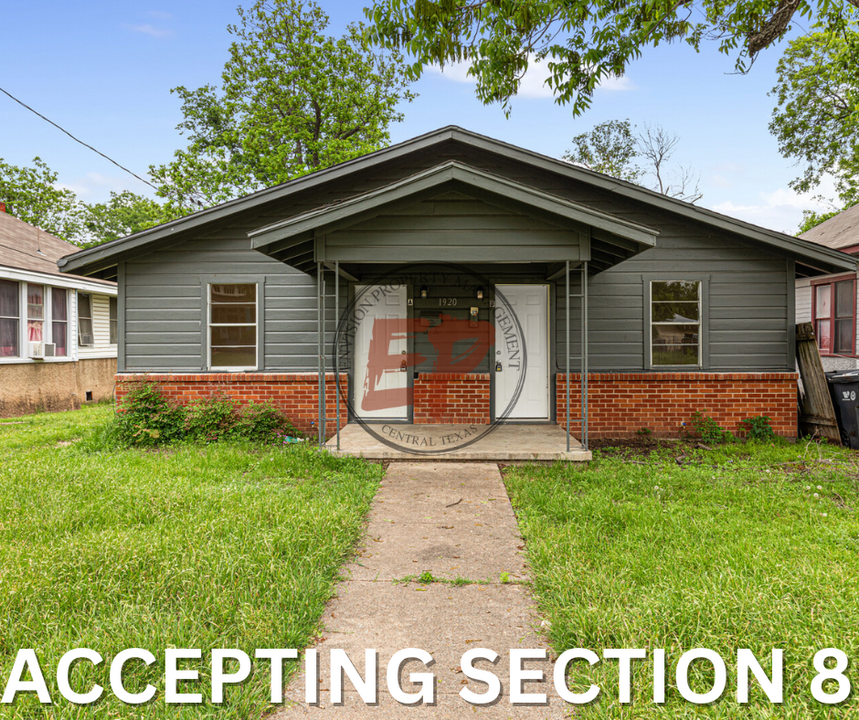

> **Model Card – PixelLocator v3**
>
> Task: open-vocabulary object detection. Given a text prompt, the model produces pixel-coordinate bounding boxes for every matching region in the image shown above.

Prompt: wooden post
[796,322,841,443]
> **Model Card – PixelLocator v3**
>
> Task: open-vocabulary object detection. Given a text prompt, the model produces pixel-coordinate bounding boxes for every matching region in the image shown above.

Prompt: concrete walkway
[272,462,569,718]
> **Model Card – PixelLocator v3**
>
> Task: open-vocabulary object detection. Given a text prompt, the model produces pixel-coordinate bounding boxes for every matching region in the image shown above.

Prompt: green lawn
[0,405,382,718]
[505,441,859,718]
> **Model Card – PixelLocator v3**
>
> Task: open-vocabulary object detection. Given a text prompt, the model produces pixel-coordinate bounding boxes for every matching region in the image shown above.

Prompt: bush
[689,411,736,444]
[116,382,186,446]
[739,415,776,441]
[115,382,300,446]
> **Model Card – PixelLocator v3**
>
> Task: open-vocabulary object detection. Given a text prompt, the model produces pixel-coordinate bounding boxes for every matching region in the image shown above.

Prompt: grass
[504,440,859,718]
[0,404,383,718]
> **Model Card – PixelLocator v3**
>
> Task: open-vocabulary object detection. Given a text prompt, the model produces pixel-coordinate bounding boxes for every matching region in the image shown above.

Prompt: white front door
[494,284,550,420]
[353,285,410,419]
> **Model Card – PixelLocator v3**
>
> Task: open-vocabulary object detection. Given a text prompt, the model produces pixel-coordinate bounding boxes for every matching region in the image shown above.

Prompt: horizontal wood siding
[120,140,797,373]
[124,237,340,373]
[324,192,583,263]
[553,238,792,371]
[795,278,812,323]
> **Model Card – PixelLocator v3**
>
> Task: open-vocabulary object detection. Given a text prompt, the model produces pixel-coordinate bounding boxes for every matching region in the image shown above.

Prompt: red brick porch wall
[556,372,798,438]
[115,373,348,438]
[413,373,490,424]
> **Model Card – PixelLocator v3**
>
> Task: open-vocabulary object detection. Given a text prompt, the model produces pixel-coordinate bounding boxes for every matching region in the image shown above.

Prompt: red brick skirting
[556,372,798,438]
[116,371,798,440]
[115,373,348,437]
[413,373,490,424]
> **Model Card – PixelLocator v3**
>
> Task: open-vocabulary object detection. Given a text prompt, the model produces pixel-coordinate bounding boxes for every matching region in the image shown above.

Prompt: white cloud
[595,74,635,92]
[427,58,633,99]
[709,179,839,234]
[124,23,172,38]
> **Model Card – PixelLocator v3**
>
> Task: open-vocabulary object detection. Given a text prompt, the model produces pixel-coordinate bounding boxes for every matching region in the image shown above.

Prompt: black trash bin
[826,371,859,449]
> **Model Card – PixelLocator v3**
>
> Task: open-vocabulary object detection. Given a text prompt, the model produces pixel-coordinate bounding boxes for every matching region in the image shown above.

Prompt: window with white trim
[0,279,19,358]
[651,281,701,366]
[51,288,68,357]
[109,297,118,345]
[814,279,855,356]
[27,284,45,343]
[78,293,94,346]
[209,284,257,370]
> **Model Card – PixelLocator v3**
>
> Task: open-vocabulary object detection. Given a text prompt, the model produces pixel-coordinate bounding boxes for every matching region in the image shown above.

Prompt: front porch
[325,422,592,462]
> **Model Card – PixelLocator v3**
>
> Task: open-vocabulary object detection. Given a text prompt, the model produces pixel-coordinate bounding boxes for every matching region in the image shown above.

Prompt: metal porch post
[317,262,326,447]
[582,261,589,450]
[566,260,571,452]
[335,261,340,451]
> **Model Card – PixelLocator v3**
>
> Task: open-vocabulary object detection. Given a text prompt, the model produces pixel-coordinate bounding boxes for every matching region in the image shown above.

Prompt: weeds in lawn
[0,404,382,718]
[504,442,859,717]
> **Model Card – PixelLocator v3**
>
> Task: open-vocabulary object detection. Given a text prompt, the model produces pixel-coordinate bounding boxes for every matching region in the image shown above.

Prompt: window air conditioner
[80,334,94,346]
[43,343,56,357]
[29,342,44,359]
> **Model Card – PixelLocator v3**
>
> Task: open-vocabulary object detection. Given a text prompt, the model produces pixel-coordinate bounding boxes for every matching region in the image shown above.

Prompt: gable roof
[0,211,114,288]
[58,126,856,278]
[799,204,859,253]
[250,160,659,272]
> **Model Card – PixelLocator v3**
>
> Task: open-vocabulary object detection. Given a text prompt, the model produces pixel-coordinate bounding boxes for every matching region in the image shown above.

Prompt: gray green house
[58,127,855,449]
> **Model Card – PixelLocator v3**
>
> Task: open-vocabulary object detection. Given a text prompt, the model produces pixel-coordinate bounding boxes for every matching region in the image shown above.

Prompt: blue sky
[1,1,833,233]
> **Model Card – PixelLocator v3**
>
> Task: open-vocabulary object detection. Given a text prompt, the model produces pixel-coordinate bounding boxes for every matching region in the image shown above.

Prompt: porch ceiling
[249,161,659,276]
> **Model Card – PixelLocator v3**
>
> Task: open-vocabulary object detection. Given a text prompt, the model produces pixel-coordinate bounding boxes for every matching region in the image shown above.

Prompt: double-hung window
[814,278,855,356]
[51,288,68,357]
[27,285,45,343]
[650,281,702,366]
[109,297,118,345]
[208,284,257,370]
[78,293,94,346]
[0,279,19,358]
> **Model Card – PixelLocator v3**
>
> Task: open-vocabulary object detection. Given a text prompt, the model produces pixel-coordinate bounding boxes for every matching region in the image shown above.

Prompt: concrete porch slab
[325,424,591,462]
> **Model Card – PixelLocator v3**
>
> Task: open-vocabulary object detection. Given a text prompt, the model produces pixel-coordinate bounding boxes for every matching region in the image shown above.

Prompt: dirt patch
[589,436,701,458]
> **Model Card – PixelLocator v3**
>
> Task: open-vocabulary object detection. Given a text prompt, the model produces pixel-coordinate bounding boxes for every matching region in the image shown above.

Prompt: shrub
[689,411,736,444]
[739,415,776,441]
[116,382,186,446]
[115,382,300,446]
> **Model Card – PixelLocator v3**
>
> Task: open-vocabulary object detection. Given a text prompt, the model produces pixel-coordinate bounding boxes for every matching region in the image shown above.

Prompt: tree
[565,119,702,202]
[77,191,169,248]
[0,157,83,241]
[365,0,859,116]
[150,0,415,214]
[769,24,859,212]
[564,119,642,183]
[0,157,167,247]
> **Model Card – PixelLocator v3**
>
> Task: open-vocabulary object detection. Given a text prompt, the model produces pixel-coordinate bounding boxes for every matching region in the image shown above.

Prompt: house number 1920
[438,298,457,306]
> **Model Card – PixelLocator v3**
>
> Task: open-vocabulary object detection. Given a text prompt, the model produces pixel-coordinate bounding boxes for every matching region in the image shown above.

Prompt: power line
[0,85,157,191]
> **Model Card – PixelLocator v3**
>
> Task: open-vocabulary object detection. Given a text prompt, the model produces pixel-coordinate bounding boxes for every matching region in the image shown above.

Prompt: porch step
[323,423,592,463]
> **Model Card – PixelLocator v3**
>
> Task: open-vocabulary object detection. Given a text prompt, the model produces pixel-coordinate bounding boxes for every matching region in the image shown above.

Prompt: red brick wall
[413,373,490,424]
[556,372,797,438]
[115,373,348,437]
[116,371,798,440]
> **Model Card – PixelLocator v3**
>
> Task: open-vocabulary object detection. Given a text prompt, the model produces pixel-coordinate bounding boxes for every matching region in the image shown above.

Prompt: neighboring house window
[209,284,257,370]
[78,293,94,346]
[109,297,118,344]
[27,284,44,343]
[51,288,68,357]
[814,279,855,355]
[0,279,19,358]
[651,281,701,366]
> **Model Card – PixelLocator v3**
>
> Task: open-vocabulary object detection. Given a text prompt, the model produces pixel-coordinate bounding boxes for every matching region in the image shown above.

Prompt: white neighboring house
[796,205,859,371]
[0,207,117,415]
